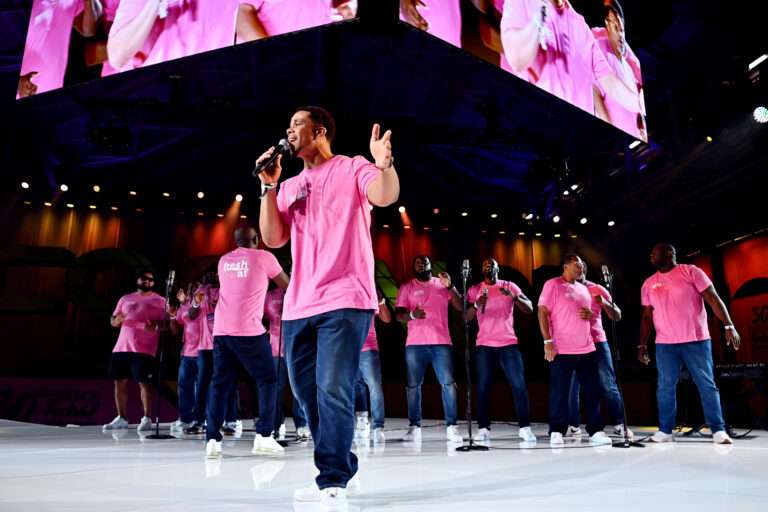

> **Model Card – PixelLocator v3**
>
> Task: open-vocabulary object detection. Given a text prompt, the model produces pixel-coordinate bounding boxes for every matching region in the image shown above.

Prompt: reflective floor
[0,418,765,511]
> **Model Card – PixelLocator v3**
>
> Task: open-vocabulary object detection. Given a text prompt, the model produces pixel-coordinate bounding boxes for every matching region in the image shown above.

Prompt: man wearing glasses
[103,269,167,431]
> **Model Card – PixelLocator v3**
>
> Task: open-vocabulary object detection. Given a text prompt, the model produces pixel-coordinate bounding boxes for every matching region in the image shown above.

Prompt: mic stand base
[612,439,645,448]
[456,442,490,452]
[146,433,176,440]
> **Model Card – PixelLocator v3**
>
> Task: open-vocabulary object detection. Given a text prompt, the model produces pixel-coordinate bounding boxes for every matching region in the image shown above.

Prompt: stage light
[93,185,101,192]
[554,234,561,238]
[441,227,449,232]
[481,229,487,234]
[754,106,768,124]
[706,136,713,143]
[217,213,224,218]
[23,200,31,205]
[162,192,171,197]
[748,54,767,71]
[524,213,534,220]
[571,234,578,239]
[423,227,430,231]
[570,184,579,191]
[129,190,137,196]
[382,224,390,228]
[580,217,588,224]
[461,212,468,217]
[197,191,205,199]
[552,215,560,223]
[60,184,68,192]
[44,202,52,207]
[235,194,243,202]
[135,208,143,213]
[518,232,525,236]
[490,213,498,219]
[433,208,440,214]
[398,206,405,213]
[197,212,204,216]
[404,225,411,229]
[608,220,616,227]
[499,231,506,235]
[21,182,29,189]
[240,215,247,219]
[89,205,96,210]
[66,203,74,208]
[111,206,118,211]
[563,190,570,196]
[628,140,641,150]
[535,232,542,237]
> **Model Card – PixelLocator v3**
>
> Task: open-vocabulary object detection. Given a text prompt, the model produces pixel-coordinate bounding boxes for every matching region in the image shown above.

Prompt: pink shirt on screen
[111,291,166,355]
[213,247,283,337]
[538,277,595,355]
[399,0,462,47]
[236,0,333,42]
[396,277,453,346]
[641,264,713,344]
[467,279,522,347]
[264,287,286,357]
[19,0,85,96]
[584,280,610,343]
[175,303,203,357]
[500,0,612,114]
[592,28,643,139]
[100,0,121,76]
[276,155,380,321]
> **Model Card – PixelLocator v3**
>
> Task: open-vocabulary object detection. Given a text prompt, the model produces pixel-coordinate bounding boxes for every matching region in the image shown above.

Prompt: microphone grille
[278,138,291,151]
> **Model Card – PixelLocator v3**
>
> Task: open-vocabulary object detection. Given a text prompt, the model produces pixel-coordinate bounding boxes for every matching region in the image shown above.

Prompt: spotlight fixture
[60,184,69,192]
[66,203,74,208]
[398,206,406,213]
[706,136,713,143]
[88,205,96,210]
[382,224,390,228]
[554,234,561,238]
[552,215,560,223]
[93,185,101,192]
[580,217,588,224]
[197,212,204,216]
[197,191,205,199]
[217,213,224,218]
[111,206,118,211]
[461,212,468,217]
[563,190,570,196]
[499,231,506,235]
[235,194,243,202]
[240,215,247,219]
[433,208,440,214]
[162,192,171,198]
[518,232,525,236]
[524,213,534,220]
[404,225,412,229]
[748,54,767,71]
[23,200,31,205]
[535,233,542,237]
[754,106,768,124]
[608,220,616,227]
[490,213,498,219]
[628,140,641,150]
[44,202,52,207]
[129,190,137,196]
[570,184,579,191]
[423,227,430,231]
[21,182,30,189]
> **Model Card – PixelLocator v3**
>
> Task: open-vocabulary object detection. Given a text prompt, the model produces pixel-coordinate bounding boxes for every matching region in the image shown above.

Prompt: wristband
[543,339,553,345]
[260,181,277,199]
[409,310,416,320]
[724,325,735,331]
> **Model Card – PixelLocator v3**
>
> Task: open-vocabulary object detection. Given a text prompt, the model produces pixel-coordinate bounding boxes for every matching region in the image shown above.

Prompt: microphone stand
[147,270,176,440]
[457,262,489,452]
[603,269,643,449]
[272,295,289,448]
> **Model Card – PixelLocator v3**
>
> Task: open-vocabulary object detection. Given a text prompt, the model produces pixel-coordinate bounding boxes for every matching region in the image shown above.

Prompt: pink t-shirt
[237,0,332,42]
[538,277,595,355]
[641,264,713,344]
[584,280,610,343]
[100,0,121,76]
[111,291,166,355]
[361,316,378,352]
[399,0,462,47]
[467,279,522,347]
[264,287,286,357]
[19,0,85,96]
[396,277,453,346]
[500,0,612,115]
[213,247,283,337]
[197,285,219,351]
[277,155,380,320]
[592,28,644,139]
[175,303,204,357]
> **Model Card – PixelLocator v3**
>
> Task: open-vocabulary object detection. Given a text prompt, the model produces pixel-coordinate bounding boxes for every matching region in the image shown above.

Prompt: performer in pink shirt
[639,244,741,444]
[399,0,462,47]
[591,0,647,140]
[18,0,99,97]
[103,269,167,432]
[170,283,203,432]
[500,0,640,118]
[236,0,333,43]
[258,106,399,507]
[538,254,611,446]
[466,258,536,443]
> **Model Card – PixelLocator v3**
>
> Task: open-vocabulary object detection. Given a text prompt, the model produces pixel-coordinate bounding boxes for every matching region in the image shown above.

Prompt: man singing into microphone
[395,255,464,444]
[566,261,632,439]
[638,244,740,444]
[466,258,536,443]
[538,254,611,446]
[204,225,290,458]
[257,106,399,507]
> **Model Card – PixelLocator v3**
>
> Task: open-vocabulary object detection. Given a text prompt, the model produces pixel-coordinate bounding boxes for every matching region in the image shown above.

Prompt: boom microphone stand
[147,270,176,440]
[457,260,489,452]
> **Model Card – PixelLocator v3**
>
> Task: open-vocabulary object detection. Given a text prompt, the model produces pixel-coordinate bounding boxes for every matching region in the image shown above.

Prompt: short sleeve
[501,0,536,32]
[351,156,381,201]
[110,0,145,37]
[261,251,283,279]
[275,178,294,227]
[588,28,612,82]
[467,284,480,303]
[538,280,554,309]
[689,266,713,294]
[507,281,523,297]
[640,281,651,307]
[112,296,125,317]
[395,282,411,309]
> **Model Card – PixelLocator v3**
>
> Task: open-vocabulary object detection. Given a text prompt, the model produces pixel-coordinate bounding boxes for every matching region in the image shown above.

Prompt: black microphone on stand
[252,139,292,177]
[601,264,612,286]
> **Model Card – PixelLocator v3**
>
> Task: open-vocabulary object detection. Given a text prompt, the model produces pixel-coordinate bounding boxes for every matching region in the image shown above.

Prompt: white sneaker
[650,431,675,443]
[137,416,153,432]
[403,426,422,442]
[277,422,286,440]
[589,431,612,445]
[102,416,129,431]
[473,428,490,442]
[446,425,463,443]
[518,426,537,442]
[294,482,321,502]
[373,427,386,444]
[251,433,285,454]
[320,487,348,510]
[355,413,370,438]
[296,425,311,441]
[713,430,733,444]
[550,432,565,446]
[565,425,582,438]
[346,473,361,496]
[205,439,222,459]
[613,424,635,440]
[170,420,190,432]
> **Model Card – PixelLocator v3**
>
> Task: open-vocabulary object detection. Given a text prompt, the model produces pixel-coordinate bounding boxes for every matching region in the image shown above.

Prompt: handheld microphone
[481,288,488,314]
[461,259,471,280]
[166,270,176,303]
[252,139,292,177]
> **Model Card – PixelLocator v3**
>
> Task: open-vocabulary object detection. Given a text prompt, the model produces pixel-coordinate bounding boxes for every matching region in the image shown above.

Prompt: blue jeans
[405,345,458,427]
[655,339,725,434]
[355,350,386,429]
[197,349,238,425]
[476,345,531,429]
[283,308,373,490]
[568,342,624,426]
[178,356,198,423]
[273,356,307,429]
[549,352,604,435]
[206,334,277,441]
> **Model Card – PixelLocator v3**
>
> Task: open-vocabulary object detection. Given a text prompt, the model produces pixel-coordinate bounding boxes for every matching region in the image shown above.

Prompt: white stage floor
[0,418,766,511]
